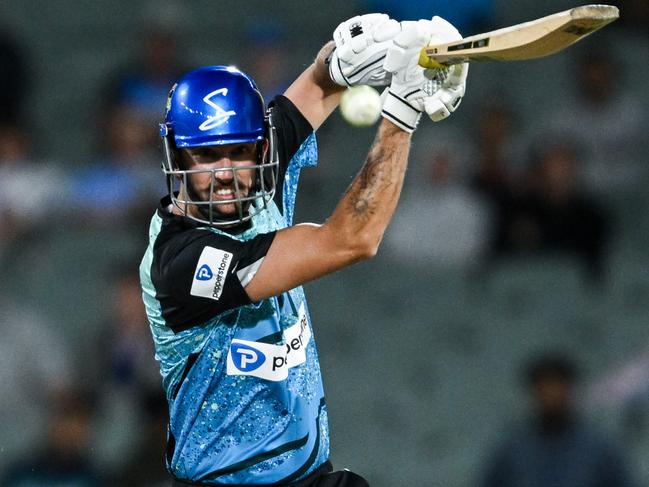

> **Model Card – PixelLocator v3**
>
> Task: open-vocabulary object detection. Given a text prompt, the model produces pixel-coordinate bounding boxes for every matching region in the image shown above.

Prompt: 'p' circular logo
[231,343,266,372]
[196,264,213,281]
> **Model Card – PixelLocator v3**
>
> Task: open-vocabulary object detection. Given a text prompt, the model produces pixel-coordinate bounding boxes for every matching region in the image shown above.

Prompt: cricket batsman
[139,13,468,486]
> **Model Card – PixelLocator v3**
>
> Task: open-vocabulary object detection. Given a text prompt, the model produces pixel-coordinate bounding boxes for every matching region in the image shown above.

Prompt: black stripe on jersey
[277,397,327,484]
[197,397,327,483]
[199,434,310,482]
[166,424,176,468]
[170,352,200,400]
[268,95,315,213]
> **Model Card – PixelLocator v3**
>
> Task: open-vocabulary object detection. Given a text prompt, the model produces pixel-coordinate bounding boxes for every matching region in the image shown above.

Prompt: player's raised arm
[245,19,469,302]
[283,13,401,130]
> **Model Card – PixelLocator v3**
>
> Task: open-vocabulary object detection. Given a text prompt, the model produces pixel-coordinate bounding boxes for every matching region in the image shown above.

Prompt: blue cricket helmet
[159,65,279,227]
[163,65,266,148]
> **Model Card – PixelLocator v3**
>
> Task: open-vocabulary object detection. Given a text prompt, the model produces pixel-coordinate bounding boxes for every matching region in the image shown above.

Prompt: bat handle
[418,47,446,69]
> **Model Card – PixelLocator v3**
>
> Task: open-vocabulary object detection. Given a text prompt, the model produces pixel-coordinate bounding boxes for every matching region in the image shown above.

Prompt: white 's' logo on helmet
[199,88,236,131]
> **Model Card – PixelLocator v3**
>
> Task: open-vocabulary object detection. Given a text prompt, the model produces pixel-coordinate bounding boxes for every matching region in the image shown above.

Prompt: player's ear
[173,148,190,180]
[258,139,270,162]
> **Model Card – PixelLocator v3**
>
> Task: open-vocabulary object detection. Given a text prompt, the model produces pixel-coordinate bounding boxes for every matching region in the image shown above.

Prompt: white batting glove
[329,13,401,87]
[381,17,469,132]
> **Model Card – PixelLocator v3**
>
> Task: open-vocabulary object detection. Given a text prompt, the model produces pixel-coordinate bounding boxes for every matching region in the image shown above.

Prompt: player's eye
[192,148,213,158]
[192,148,226,161]
[230,144,254,159]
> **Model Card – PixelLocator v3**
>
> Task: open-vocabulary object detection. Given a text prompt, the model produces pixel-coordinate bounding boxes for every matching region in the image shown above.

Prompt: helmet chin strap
[253,140,266,193]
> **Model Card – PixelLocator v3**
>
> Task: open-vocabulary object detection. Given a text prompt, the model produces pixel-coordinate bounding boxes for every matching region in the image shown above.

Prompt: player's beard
[185,175,255,224]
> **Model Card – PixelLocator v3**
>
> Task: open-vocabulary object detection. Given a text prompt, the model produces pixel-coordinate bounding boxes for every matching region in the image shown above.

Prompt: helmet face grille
[162,149,279,227]
[160,66,279,228]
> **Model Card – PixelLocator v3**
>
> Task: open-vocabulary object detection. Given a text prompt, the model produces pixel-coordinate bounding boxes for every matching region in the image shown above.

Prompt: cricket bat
[418,4,619,68]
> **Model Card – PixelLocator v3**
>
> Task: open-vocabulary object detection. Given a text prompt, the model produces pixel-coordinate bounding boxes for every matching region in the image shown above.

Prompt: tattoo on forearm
[348,147,385,219]
[346,132,403,221]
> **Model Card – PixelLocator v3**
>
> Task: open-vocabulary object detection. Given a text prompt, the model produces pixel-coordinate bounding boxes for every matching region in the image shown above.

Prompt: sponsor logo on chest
[226,304,312,381]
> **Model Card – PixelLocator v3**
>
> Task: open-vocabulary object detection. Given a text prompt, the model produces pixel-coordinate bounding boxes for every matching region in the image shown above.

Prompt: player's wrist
[381,89,422,133]
[328,50,351,87]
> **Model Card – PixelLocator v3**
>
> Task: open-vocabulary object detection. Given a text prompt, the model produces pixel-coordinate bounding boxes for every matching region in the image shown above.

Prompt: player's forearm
[283,41,344,130]
[244,120,410,302]
[324,119,411,257]
[313,41,339,94]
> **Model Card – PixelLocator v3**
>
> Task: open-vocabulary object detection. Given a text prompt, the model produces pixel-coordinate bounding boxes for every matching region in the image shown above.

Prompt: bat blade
[418,4,619,68]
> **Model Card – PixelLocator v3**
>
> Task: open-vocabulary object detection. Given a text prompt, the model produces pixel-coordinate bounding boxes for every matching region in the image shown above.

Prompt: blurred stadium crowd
[0,0,648,486]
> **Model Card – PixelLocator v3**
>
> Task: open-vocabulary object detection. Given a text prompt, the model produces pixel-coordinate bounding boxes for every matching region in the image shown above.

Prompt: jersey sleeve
[270,95,314,169]
[153,230,276,332]
[269,96,315,205]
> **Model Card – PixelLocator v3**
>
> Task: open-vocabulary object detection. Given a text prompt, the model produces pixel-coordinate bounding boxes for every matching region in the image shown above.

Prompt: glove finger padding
[330,13,401,87]
[384,20,435,74]
[334,14,386,58]
[373,18,402,42]
[428,16,462,43]
[381,16,469,130]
